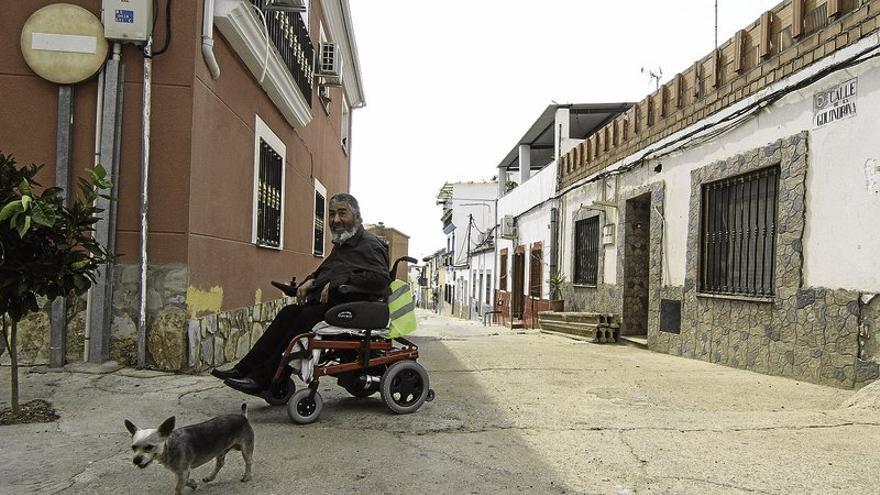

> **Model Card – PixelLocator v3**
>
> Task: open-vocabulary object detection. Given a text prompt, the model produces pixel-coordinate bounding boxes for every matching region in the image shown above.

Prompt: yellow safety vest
[387,279,417,338]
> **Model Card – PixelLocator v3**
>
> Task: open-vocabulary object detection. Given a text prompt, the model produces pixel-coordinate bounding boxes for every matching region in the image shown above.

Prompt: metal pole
[715,0,719,50]
[89,43,123,363]
[137,38,154,368]
[50,85,74,369]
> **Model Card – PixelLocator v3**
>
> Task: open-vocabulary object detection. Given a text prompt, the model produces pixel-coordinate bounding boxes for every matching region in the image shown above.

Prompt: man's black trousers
[237,303,330,386]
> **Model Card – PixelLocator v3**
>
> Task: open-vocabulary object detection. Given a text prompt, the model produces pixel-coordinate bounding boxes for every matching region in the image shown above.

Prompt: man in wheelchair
[211,193,392,395]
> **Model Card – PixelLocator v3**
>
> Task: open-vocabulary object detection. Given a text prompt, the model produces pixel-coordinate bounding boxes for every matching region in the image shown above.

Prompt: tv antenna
[641,66,663,91]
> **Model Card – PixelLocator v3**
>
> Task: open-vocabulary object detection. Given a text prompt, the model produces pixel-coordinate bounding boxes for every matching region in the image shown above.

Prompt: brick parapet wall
[559,0,880,189]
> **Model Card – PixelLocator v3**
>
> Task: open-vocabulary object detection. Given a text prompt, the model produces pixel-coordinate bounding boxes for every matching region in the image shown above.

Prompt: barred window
[313,186,326,256]
[699,166,778,297]
[529,247,542,298]
[256,138,283,247]
[574,216,600,285]
[499,253,508,291]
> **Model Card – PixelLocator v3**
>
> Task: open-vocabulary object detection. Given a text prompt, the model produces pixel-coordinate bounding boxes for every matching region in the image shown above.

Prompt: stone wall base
[187,297,293,371]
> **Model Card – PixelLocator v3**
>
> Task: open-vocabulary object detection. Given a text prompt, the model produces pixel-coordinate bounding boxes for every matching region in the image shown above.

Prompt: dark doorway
[512,251,525,320]
[622,193,651,336]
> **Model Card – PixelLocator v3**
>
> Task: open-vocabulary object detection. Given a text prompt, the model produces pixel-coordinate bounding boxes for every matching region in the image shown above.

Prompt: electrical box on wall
[102,0,153,43]
[602,223,616,245]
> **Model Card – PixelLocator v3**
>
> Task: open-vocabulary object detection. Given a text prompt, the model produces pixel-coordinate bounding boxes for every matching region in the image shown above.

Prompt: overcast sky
[348,0,780,261]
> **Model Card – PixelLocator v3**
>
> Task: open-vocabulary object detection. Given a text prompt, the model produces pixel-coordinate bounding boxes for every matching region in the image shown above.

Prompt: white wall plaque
[32,33,97,54]
[813,78,857,128]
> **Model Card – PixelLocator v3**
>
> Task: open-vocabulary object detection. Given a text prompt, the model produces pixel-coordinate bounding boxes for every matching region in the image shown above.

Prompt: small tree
[0,153,112,416]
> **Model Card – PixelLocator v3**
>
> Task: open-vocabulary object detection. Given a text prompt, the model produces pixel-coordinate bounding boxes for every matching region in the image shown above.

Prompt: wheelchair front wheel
[287,388,323,424]
[380,360,430,414]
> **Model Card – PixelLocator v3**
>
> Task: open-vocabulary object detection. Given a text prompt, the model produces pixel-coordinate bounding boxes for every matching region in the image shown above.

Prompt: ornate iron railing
[250,0,314,103]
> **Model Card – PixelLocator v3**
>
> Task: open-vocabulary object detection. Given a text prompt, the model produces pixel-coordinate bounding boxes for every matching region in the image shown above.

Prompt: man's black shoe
[224,376,265,394]
[211,367,246,380]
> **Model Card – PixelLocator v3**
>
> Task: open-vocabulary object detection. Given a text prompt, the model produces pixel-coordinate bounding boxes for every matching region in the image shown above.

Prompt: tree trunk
[10,318,19,415]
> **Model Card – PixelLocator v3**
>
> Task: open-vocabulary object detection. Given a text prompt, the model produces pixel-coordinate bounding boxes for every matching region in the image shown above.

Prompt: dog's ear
[124,419,138,436]
[158,416,176,437]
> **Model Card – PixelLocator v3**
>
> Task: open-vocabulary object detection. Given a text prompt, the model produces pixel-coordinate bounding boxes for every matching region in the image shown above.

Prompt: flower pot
[549,300,564,312]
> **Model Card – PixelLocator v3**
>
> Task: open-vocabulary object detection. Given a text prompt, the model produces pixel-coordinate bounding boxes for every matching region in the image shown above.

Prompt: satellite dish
[20,4,109,85]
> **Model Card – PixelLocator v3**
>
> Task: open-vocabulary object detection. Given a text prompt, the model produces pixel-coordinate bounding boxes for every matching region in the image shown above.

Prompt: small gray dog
[124,404,254,494]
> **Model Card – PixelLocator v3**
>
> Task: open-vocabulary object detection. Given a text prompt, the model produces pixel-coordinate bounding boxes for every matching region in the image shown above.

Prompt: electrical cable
[249,3,271,84]
[147,0,173,57]
[524,39,880,215]
[501,39,880,233]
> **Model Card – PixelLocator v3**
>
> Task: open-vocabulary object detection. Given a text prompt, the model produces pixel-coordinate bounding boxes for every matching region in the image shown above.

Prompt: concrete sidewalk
[2,310,879,494]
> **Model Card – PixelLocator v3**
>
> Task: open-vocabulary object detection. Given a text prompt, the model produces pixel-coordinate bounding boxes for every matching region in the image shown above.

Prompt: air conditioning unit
[316,42,343,86]
[500,215,516,239]
[263,0,307,12]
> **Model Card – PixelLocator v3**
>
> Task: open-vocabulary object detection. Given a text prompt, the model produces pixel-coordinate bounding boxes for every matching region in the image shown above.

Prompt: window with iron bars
[529,247,542,298]
[699,166,779,297]
[256,139,283,247]
[313,188,325,256]
[574,216,600,285]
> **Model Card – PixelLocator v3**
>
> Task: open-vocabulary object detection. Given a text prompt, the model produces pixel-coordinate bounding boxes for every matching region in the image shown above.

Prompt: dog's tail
[241,403,248,420]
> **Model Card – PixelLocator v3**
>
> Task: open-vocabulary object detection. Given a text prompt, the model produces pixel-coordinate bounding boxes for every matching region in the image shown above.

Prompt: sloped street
[2,309,879,494]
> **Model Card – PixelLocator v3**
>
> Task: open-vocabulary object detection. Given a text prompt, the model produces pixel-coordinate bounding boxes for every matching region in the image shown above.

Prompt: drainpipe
[137,38,153,368]
[83,68,105,362]
[549,206,559,277]
[202,0,221,80]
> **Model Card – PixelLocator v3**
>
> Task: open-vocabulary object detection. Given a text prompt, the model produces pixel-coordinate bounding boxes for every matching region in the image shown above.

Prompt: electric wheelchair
[264,256,434,424]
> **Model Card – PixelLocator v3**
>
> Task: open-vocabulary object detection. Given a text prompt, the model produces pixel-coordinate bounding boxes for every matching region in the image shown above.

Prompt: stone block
[146,288,164,314]
[201,338,214,368]
[112,313,137,338]
[66,310,87,363]
[187,320,201,368]
[163,265,189,292]
[213,336,225,366]
[147,307,187,370]
[110,336,137,367]
[15,311,51,364]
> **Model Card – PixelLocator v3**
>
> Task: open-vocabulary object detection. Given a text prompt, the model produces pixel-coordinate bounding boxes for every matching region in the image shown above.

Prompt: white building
[554,0,880,388]
[436,181,497,320]
[494,104,630,327]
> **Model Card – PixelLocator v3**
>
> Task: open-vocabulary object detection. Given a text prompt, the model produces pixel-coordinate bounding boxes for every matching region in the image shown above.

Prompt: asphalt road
[2,309,879,494]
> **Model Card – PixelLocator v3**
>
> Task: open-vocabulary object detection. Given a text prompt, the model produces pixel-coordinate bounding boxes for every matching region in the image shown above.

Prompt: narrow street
[3,309,879,494]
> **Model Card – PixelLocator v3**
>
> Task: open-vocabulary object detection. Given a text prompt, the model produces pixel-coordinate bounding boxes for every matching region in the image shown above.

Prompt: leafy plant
[0,152,112,417]
[548,270,567,301]
[505,180,518,192]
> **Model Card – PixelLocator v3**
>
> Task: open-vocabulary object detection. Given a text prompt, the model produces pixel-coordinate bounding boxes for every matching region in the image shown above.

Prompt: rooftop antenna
[641,66,663,91]
[715,0,719,49]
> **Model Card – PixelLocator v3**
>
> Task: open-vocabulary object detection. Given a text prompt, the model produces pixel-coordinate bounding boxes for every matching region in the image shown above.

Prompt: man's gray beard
[331,225,358,244]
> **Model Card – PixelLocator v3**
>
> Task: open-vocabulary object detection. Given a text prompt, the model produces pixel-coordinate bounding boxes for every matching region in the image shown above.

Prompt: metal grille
[499,254,508,291]
[256,139,283,247]
[250,0,314,103]
[574,217,600,285]
[313,190,325,255]
[529,248,542,298]
[700,166,778,297]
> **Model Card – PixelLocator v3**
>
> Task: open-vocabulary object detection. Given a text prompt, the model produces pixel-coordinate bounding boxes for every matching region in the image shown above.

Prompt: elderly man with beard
[213,193,391,394]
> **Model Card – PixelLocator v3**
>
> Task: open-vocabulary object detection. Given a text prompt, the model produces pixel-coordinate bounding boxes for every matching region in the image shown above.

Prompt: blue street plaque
[114,10,135,24]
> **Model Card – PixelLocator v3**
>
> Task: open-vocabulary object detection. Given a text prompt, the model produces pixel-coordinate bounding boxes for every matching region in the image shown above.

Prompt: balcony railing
[250,0,314,103]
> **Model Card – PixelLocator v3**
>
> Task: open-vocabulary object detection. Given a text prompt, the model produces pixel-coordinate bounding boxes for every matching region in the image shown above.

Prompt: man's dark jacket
[303,226,391,304]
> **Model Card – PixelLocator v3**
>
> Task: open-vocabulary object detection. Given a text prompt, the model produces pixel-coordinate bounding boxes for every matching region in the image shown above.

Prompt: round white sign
[20,4,109,85]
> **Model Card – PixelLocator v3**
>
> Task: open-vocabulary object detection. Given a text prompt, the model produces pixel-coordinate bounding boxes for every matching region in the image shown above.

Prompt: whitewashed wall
[560,40,880,293]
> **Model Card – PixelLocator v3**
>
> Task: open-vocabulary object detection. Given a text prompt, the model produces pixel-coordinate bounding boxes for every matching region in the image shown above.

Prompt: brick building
[1,0,365,370]
[364,222,410,280]
[554,0,880,388]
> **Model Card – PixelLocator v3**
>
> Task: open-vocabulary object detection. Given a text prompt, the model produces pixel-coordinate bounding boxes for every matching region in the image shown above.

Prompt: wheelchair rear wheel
[287,388,323,424]
[380,360,430,414]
